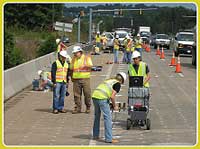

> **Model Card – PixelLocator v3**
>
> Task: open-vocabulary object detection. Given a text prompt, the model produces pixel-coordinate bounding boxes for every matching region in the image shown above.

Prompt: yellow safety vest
[126,40,133,52]
[92,79,119,99]
[96,35,101,43]
[128,62,150,87]
[57,42,67,53]
[135,39,142,49]
[56,60,68,83]
[71,54,93,79]
[114,39,120,50]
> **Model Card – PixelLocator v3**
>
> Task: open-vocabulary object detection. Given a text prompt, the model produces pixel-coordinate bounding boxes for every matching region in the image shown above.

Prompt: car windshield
[177,34,194,41]
[105,33,113,39]
[156,34,169,39]
[116,33,127,38]
[140,32,150,37]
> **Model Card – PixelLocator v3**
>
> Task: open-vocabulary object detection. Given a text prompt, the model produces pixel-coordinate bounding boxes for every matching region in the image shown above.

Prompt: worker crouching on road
[128,51,150,87]
[37,70,53,91]
[51,50,70,114]
[92,72,127,143]
[70,46,93,114]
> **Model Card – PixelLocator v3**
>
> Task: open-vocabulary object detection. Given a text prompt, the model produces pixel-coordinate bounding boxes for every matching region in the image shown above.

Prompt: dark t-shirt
[113,82,121,93]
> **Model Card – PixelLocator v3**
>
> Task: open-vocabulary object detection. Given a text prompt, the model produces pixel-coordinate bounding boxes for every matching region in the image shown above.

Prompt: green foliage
[4,30,24,70]
[37,35,57,57]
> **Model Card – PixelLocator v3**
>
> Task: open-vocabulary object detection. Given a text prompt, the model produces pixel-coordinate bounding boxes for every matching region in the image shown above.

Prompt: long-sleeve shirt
[51,59,70,84]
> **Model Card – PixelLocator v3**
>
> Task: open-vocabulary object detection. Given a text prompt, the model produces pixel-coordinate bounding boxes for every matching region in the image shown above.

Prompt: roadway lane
[4,48,197,146]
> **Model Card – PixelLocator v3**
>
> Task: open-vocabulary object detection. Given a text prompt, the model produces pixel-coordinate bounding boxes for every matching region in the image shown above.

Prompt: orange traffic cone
[156,45,161,55]
[146,44,151,52]
[169,50,176,66]
[175,56,182,73]
[160,47,165,59]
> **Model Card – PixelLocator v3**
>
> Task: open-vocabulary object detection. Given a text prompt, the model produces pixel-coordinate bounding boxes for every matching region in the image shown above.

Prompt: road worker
[128,51,150,87]
[70,46,93,114]
[37,70,53,91]
[92,72,127,143]
[125,37,134,64]
[95,31,101,48]
[122,35,128,63]
[56,38,68,54]
[134,34,143,60]
[51,50,70,114]
[101,32,107,51]
[113,35,120,64]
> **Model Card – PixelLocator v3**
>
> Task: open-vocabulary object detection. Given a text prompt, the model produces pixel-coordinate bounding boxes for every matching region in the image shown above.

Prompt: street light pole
[78,15,81,43]
[97,20,103,32]
[89,8,93,43]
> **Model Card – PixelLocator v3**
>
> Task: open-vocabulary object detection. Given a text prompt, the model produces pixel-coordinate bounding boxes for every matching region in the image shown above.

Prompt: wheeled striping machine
[127,87,151,130]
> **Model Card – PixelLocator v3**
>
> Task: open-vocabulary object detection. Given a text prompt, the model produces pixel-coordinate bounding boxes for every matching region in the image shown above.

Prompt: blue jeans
[113,49,119,63]
[53,82,66,110]
[92,98,112,142]
[126,52,132,63]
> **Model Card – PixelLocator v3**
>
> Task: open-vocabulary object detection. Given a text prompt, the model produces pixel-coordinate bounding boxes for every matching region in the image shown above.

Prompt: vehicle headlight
[178,44,183,48]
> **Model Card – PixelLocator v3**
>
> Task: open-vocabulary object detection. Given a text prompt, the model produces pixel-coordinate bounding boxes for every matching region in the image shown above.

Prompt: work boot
[53,109,59,114]
[105,139,119,143]
[58,109,67,113]
[85,107,90,114]
[72,108,81,114]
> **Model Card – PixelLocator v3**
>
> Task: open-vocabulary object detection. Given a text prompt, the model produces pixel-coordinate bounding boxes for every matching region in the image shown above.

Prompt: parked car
[191,26,196,66]
[171,32,194,56]
[154,34,170,49]
[140,31,151,44]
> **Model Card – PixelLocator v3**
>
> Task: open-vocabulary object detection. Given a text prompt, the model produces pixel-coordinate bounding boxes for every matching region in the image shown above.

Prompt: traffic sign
[54,21,73,32]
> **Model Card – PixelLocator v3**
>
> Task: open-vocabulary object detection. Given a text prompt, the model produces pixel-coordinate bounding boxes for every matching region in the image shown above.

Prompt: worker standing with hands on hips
[51,50,70,114]
[92,72,127,143]
[70,46,93,114]
[128,51,150,87]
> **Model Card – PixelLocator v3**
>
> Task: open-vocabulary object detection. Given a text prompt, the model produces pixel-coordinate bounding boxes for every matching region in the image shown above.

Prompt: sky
[65,3,196,11]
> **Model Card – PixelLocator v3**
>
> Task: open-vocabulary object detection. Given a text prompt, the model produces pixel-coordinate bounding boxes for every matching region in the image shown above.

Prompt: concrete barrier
[4,43,92,100]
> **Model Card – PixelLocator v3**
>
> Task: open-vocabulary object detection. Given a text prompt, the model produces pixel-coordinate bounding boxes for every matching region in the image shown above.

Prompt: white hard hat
[59,50,68,58]
[132,51,141,59]
[117,72,127,84]
[137,33,140,37]
[72,46,83,53]
[97,31,100,34]
[38,70,43,75]
[126,35,129,38]
[56,38,61,44]
[116,35,119,38]
[102,32,105,36]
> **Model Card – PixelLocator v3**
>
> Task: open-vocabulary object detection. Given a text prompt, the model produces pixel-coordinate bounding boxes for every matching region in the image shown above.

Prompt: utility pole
[89,8,93,43]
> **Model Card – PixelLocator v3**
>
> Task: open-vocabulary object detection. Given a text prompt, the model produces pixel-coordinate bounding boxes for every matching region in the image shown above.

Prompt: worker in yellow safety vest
[128,51,150,87]
[51,50,70,114]
[92,72,127,143]
[101,33,107,50]
[125,37,134,64]
[95,31,101,48]
[113,35,120,63]
[70,46,93,114]
[134,33,143,60]
[56,38,68,54]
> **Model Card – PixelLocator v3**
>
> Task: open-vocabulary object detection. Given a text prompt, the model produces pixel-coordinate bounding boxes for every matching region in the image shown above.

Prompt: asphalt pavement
[4,47,197,147]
